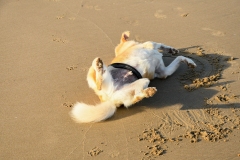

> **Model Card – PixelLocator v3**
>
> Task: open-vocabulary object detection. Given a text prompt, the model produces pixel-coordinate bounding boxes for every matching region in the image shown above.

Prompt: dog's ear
[121,31,130,43]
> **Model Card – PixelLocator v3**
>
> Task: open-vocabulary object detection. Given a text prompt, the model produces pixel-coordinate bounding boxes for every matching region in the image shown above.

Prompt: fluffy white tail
[70,101,117,123]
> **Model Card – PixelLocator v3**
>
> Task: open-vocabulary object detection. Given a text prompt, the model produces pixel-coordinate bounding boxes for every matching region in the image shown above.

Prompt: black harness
[109,63,142,79]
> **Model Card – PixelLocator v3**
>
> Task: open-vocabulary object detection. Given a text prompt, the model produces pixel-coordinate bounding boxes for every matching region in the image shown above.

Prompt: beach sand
[0,0,240,159]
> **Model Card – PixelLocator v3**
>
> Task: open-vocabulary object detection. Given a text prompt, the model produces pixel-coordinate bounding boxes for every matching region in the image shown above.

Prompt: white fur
[70,31,197,123]
[70,101,116,123]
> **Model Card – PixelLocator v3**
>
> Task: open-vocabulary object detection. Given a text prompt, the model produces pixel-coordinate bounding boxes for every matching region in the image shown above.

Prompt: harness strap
[109,63,142,79]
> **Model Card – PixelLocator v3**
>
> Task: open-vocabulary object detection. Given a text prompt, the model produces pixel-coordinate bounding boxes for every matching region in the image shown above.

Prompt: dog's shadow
[111,47,240,121]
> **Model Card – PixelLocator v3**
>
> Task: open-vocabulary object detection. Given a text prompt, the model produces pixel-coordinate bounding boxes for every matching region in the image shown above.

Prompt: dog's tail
[70,101,117,123]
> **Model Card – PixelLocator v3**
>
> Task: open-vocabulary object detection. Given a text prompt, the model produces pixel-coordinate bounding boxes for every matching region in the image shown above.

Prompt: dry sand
[1,0,240,159]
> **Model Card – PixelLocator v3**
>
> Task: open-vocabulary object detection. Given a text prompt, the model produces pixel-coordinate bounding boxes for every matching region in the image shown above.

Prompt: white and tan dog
[70,31,196,123]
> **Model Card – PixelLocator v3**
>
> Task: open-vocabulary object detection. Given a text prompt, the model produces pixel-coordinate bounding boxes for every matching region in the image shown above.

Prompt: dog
[70,31,196,123]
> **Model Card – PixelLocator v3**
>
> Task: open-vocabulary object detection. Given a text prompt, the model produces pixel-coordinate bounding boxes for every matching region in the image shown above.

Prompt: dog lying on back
[70,31,196,123]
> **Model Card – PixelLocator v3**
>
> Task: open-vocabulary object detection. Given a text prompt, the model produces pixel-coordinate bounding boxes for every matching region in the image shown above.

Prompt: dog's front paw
[169,48,179,55]
[144,87,157,98]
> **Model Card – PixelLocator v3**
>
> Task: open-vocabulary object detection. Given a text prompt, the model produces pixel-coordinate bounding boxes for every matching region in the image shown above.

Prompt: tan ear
[120,31,130,43]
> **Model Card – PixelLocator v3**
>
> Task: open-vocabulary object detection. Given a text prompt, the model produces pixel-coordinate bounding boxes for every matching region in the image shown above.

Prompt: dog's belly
[110,68,138,90]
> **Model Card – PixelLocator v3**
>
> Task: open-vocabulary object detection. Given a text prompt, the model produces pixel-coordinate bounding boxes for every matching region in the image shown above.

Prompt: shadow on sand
[111,46,239,121]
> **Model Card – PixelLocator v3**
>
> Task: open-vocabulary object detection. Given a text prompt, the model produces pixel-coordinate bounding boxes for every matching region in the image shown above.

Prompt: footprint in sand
[56,16,76,21]
[88,147,103,156]
[154,9,167,19]
[181,13,189,17]
[66,65,77,71]
[202,27,225,37]
[174,7,189,17]
[134,35,144,43]
[68,17,76,21]
[62,102,73,108]
[52,35,69,44]
[56,15,65,19]
[82,4,101,11]
[120,17,139,26]
[48,0,60,2]
[56,12,76,21]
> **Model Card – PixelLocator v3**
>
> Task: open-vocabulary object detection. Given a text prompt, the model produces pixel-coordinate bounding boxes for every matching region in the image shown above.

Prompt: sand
[0,0,240,159]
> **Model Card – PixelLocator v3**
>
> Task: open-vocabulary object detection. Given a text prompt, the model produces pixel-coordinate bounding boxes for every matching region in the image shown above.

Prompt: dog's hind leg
[155,56,197,79]
[112,78,157,107]
[131,87,157,105]
[142,41,179,55]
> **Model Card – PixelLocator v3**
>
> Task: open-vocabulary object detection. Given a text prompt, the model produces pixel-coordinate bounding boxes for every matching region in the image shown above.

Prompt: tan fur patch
[111,49,133,63]
[96,79,102,90]
[98,95,104,102]
[133,96,143,104]
[143,72,155,80]
[115,43,125,56]
[88,67,96,83]
[121,36,127,43]
[129,90,135,96]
